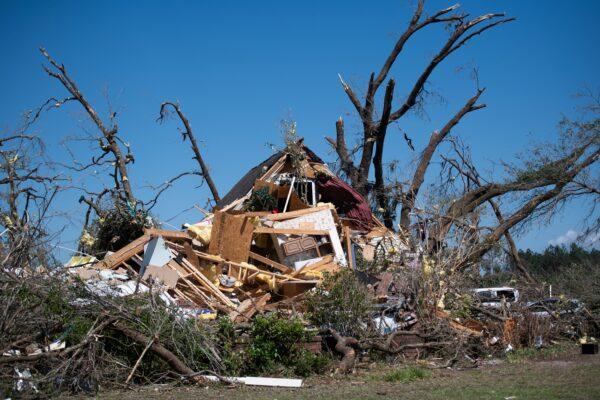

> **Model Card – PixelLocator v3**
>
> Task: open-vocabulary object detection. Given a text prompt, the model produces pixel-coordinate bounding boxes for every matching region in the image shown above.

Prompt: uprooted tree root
[329,329,359,374]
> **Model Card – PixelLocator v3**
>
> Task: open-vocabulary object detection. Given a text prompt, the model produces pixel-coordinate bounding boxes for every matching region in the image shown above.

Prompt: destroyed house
[75,142,408,321]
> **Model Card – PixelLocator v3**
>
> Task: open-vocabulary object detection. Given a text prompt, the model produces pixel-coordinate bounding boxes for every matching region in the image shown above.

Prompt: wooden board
[249,251,294,274]
[176,256,237,309]
[264,204,334,221]
[229,293,271,323]
[208,210,254,263]
[144,229,191,241]
[99,234,151,269]
[344,226,354,269]
[279,280,318,298]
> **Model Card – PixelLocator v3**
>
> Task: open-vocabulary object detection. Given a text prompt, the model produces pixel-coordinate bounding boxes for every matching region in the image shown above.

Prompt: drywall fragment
[142,265,179,288]
[141,236,172,275]
[201,375,302,387]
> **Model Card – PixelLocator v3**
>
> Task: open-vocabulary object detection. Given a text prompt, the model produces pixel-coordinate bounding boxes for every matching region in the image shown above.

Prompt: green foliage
[380,366,431,383]
[519,244,600,334]
[84,198,153,255]
[216,316,244,374]
[245,313,329,376]
[307,270,373,337]
[243,187,277,212]
[515,161,566,184]
[354,248,392,274]
[446,292,475,320]
[519,243,600,279]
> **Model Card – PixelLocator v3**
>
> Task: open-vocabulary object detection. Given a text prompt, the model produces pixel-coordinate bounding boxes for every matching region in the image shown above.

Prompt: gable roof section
[215,151,284,209]
[215,142,326,209]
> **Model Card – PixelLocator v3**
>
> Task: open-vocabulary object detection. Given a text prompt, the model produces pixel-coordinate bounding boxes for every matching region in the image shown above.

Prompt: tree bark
[329,329,358,374]
[399,89,485,231]
[112,322,196,378]
[158,102,220,203]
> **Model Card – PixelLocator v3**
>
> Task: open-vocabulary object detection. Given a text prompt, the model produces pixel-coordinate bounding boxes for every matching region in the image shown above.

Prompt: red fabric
[316,175,374,231]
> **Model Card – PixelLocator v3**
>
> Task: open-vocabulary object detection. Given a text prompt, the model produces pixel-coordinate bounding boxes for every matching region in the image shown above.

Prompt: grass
[380,365,431,383]
[506,343,568,363]
[91,345,600,400]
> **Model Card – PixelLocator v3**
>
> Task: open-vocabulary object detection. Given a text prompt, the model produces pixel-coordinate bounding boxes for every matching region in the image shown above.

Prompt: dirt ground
[92,345,600,400]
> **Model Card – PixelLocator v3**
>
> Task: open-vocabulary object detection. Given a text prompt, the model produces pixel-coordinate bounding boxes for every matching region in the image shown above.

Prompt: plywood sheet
[208,210,254,263]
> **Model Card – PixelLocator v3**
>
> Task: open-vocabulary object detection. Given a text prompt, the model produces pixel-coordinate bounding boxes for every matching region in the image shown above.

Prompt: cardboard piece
[143,265,179,289]
[73,268,100,280]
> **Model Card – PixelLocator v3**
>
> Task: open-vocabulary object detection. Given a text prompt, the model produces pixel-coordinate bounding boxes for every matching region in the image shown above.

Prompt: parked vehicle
[525,297,583,318]
[471,287,520,309]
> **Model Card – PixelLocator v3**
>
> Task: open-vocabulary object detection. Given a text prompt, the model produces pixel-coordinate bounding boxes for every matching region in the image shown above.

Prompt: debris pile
[3,142,594,397]
[68,142,408,325]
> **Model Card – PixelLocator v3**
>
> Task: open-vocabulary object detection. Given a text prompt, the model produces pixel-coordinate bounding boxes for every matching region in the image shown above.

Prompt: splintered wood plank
[177,257,237,309]
[99,234,151,270]
[344,226,354,269]
[227,261,302,281]
[248,251,294,274]
[230,293,271,323]
[183,242,201,268]
[280,280,318,298]
[144,228,192,241]
[120,261,138,275]
[167,261,215,306]
[259,154,287,181]
[291,255,334,277]
[167,242,224,263]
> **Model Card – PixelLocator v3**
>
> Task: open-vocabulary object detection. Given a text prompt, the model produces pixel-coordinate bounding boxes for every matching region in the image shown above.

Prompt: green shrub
[307,270,372,337]
[244,313,329,376]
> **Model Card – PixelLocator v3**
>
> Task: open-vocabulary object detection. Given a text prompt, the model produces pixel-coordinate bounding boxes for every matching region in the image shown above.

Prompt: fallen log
[111,322,196,378]
[329,329,358,374]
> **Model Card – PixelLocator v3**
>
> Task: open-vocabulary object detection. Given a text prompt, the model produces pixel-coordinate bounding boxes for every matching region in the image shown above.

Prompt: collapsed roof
[215,141,375,232]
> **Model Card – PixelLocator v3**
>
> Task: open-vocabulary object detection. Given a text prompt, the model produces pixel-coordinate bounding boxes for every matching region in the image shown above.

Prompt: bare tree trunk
[399,89,485,231]
[329,329,358,374]
[487,199,536,283]
[455,147,600,269]
[40,48,136,204]
[112,322,196,378]
[158,102,220,203]
[327,1,513,231]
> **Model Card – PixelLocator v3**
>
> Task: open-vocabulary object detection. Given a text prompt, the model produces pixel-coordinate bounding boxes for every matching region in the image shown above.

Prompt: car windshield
[474,289,516,303]
[496,290,516,302]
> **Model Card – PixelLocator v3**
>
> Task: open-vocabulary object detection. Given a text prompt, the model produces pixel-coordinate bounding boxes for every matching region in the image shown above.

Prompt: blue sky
[1,0,599,258]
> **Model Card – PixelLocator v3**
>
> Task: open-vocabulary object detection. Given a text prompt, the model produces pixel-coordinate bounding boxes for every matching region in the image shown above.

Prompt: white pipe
[282,176,296,213]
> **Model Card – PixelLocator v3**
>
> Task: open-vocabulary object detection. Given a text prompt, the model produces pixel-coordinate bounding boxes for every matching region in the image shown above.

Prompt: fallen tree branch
[111,321,196,378]
[329,329,358,374]
[0,317,116,365]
